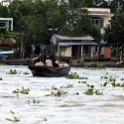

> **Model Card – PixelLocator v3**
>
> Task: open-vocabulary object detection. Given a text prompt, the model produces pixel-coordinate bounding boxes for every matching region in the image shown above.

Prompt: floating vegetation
[52,85,58,90]
[6,110,20,122]
[45,84,74,91]
[23,72,30,75]
[60,84,74,88]
[100,75,124,87]
[45,90,68,97]
[95,89,103,95]
[84,88,94,95]
[6,68,21,75]
[111,82,124,87]
[120,78,124,81]
[84,65,106,70]
[28,99,40,104]
[101,75,108,79]
[13,87,30,94]
[84,84,103,95]
[66,72,88,79]
[7,69,18,74]
[78,81,87,84]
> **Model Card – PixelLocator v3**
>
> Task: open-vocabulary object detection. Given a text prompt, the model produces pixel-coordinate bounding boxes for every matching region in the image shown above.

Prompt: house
[50,34,99,65]
[0,0,12,7]
[0,18,13,31]
[87,8,114,44]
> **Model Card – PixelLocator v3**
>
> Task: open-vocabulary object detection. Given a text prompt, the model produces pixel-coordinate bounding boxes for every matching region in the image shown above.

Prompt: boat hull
[28,65,70,77]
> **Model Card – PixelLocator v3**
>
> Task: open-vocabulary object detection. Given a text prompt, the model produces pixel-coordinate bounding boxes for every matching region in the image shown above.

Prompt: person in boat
[45,56,53,67]
[54,60,69,67]
[35,61,44,66]
[53,60,59,67]
[116,60,124,65]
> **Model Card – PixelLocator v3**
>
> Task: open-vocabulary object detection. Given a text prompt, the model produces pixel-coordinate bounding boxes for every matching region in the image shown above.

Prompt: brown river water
[0,65,124,124]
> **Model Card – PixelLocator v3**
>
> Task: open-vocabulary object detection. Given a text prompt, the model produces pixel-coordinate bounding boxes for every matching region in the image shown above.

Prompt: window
[92,17,103,28]
[0,22,6,26]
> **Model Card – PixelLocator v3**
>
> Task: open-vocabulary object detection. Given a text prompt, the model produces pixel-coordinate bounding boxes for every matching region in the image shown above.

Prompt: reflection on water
[0,66,124,124]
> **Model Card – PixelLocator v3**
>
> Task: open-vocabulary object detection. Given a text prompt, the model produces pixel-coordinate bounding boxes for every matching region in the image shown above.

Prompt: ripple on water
[0,66,124,124]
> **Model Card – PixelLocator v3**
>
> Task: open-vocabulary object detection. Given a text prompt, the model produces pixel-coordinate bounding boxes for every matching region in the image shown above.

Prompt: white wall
[0,18,13,31]
[60,46,71,57]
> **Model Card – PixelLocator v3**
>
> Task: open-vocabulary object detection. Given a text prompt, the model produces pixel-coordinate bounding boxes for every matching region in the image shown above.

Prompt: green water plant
[101,75,108,79]
[33,99,40,104]
[23,72,30,75]
[100,75,124,87]
[95,89,103,95]
[7,69,17,74]
[84,88,94,95]
[13,87,30,94]
[84,65,106,70]
[84,84,103,95]
[6,110,20,122]
[66,72,88,79]
[52,85,58,90]
[78,81,87,84]
[45,90,68,97]
[28,99,40,104]
[60,84,74,88]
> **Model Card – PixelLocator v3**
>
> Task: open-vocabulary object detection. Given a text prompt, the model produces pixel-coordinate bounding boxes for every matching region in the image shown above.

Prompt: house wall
[0,0,12,7]
[87,8,113,29]
[0,18,13,31]
[87,8,113,44]
[60,46,71,57]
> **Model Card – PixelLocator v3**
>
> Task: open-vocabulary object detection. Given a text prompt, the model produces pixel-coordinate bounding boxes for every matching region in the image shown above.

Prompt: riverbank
[80,61,123,68]
[0,66,124,124]
[0,57,123,68]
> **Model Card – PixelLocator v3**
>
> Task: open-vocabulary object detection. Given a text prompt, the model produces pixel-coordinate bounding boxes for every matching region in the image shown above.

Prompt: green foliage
[7,0,102,48]
[66,72,88,79]
[84,65,106,70]
[0,26,12,41]
[8,69,17,74]
[6,110,20,122]
[0,4,9,17]
[45,90,68,97]
[100,75,124,87]
[13,87,30,94]
[23,72,30,75]
[84,84,103,95]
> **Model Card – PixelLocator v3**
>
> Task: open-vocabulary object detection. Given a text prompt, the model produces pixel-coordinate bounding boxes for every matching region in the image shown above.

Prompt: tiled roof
[0,38,16,45]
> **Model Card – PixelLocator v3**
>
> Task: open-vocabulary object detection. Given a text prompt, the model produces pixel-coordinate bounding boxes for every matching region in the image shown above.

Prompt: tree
[110,0,124,13]
[59,0,101,43]
[0,26,11,41]
[8,0,101,49]
[0,4,9,17]
[104,11,124,57]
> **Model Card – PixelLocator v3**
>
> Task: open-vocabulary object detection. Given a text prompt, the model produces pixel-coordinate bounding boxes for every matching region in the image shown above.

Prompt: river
[0,65,124,124]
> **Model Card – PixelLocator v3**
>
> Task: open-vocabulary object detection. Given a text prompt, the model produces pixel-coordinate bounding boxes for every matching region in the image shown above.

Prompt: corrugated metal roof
[52,34,94,41]
[58,42,98,46]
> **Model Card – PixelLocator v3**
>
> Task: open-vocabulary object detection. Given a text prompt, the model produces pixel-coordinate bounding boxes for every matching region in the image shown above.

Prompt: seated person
[45,56,53,67]
[53,60,59,67]
[35,61,44,66]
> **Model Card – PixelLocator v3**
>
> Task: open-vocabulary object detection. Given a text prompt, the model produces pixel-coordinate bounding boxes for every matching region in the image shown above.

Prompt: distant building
[0,18,13,31]
[87,8,114,44]
[50,34,99,65]
[0,0,12,7]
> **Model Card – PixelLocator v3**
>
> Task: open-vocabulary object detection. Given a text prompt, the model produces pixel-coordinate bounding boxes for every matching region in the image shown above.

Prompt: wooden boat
[1,57,39,65]
[28,65,70,77]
